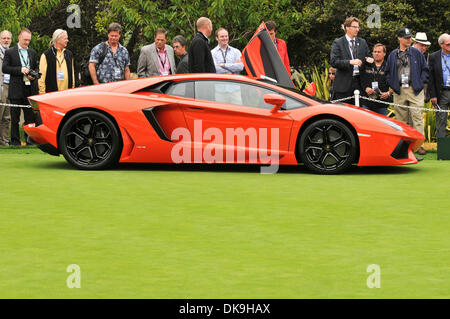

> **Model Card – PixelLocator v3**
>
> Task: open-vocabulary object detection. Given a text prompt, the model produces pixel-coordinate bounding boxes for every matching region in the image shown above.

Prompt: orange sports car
[24,72,424,174]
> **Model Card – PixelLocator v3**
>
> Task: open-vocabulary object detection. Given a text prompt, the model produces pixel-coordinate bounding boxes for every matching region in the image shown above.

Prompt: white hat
[412,32,431,45]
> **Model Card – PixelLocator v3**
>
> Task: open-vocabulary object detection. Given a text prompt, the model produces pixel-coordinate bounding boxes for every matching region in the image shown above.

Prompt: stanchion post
[354,90,360,107]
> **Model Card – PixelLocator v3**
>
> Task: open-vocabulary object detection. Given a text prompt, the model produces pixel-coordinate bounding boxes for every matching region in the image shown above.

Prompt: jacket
[137,43,176,77]
[330,35,372,93]
[275,38,291,77]
[428,49,447,104]
[188,32,216,73]
[385,46,429,95]
[2,44,39,99]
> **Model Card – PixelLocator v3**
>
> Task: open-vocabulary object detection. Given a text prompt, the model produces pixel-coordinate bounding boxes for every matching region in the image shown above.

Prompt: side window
[283,95,307,109]
[194,80,306,110]
[195,80,275,109]
[165,81,194,98]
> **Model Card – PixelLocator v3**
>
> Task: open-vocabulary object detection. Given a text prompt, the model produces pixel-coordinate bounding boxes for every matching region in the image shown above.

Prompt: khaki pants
[393,86,424,136]
[0,83,10,145]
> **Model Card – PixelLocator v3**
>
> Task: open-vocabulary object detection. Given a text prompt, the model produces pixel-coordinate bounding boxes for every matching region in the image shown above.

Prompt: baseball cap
[397,28,412,38]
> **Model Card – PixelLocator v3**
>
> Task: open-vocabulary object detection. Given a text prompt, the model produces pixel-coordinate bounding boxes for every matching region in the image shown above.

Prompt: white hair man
[0,30,12,145]
[429,33,450,139]
[38,29,75,94]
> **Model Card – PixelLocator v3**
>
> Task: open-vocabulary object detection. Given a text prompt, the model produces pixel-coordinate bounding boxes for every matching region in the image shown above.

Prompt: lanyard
[157,48,168,68]
[18,47,29,67]
[52,47,65,68]
[221,48,228,63]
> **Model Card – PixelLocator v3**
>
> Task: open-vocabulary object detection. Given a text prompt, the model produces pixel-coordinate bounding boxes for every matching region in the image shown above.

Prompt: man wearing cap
[385,28,429,157]
[330,17,374,105]
[412,32,431,55]
[428,33,450,139]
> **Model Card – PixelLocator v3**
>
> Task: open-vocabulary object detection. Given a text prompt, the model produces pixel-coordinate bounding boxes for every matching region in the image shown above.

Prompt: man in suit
[138,28,176,77]
[0,30,12,146]
[188,17,216,73]
[330,17,374,105]
[429,33,450,139]
[266,21,291,77]
[2,28,38,146]
[172,35,189,74]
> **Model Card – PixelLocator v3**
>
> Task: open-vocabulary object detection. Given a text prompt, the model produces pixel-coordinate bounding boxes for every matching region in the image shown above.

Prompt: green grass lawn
[0,146,449,298]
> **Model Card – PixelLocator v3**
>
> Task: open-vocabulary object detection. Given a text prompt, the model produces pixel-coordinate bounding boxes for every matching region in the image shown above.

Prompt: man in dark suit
[188,17,216,73]
[330,17,374,105]
[429,33,450,139]
[2,28,38,146]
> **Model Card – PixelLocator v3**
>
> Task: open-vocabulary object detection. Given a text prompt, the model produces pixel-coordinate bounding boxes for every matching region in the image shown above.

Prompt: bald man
[188,17,216,73]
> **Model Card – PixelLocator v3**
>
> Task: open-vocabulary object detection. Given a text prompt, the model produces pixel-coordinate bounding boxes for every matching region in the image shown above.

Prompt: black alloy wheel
[299,119,357,174]
[59,111,122,169]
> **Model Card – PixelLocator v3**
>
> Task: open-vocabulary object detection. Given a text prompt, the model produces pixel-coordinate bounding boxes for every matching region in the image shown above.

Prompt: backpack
[80,42,108,85]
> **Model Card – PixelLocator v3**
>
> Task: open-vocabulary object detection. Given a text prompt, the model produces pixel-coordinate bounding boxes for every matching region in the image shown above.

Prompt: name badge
[23,75,31,86]
[3,74,10,83]
[353,65,360,76]
[57,70,65,81]
[114,67,122,79]
[371,81,379,90]
[446,75,450,88]
[401,74,409,87]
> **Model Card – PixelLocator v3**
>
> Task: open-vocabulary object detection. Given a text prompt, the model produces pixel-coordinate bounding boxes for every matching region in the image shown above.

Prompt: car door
[180,79,296,164]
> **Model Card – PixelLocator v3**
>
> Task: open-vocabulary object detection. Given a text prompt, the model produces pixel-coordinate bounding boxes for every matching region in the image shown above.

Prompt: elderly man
[138,28,176,77]
[429,33,450,139]
[89,23,130,84]
[38,29,75,94]
[2,28,38,146]
[412,32,431,55]
[385,28,429,157]
[172,35,189,74]
[0,30,12,146]
[188,17,216,73]
[330,17,374,105]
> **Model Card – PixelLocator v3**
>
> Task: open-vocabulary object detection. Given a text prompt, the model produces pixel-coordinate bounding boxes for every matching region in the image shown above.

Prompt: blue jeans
[362,104,388,116]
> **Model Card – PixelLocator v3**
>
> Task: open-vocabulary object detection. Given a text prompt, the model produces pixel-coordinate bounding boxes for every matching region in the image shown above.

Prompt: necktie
[350,40,356,58]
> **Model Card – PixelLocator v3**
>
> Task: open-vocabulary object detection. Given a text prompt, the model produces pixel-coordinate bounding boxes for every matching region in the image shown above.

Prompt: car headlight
[373,116,403,131]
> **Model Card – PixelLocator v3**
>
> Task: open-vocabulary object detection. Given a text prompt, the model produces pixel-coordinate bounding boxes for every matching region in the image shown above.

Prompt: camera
[28,70,41,80]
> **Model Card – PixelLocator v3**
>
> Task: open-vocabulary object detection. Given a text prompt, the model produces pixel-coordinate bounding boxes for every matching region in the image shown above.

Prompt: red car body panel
[24,73,424,168]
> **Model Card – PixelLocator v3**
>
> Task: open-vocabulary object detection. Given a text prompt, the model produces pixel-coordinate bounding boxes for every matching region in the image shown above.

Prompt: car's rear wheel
[298,118,356,174]
[59,111,122,170]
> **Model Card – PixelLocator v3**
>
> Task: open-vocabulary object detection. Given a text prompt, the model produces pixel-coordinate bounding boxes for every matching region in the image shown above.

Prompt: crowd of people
[0,15,449,155]
[328,16,450,159]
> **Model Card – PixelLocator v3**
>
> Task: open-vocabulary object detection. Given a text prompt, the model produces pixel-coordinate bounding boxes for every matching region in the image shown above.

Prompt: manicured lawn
[0,147,448,298]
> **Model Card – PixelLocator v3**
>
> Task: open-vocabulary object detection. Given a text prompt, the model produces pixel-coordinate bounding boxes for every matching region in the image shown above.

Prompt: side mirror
[264,94,286,113]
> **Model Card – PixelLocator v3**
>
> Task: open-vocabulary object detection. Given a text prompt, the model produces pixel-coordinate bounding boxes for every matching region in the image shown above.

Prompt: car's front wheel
[298,118,357,174]
[59,111,122,170]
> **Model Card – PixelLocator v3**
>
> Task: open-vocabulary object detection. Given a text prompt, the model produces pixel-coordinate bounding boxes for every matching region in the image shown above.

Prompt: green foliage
[0,0,448,87]
[293,62,331,101]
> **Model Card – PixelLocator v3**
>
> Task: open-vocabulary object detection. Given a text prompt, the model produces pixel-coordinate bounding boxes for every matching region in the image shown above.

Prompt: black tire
[59,111,122,170]
[298,118,357,174]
